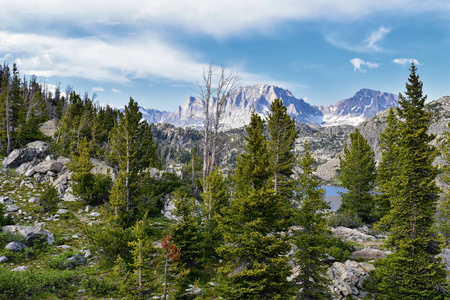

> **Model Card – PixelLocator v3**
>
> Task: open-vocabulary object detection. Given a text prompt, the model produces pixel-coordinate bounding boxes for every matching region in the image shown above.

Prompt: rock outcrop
[2,141,50,169]
[1,224,55,245]
[328,260,375,299]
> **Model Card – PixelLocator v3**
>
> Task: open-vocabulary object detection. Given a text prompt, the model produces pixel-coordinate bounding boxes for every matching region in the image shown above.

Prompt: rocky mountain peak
[140,85,399,129]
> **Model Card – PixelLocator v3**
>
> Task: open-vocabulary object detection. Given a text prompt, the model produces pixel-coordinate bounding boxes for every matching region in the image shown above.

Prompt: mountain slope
[141,85,399,129]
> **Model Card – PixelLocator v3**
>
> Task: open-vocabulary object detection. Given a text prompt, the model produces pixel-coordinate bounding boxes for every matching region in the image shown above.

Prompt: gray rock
[1,224,55,245]
[90,212,101,217]
[328,260,374,299]
[56,209,69,214]
[72,234,79,239]
[0,196,13,205]
[77,289,86,294]
[5,241,28,251]
[16,162,36,175]
[25,169,35,177]
[39,119,58,137]
[0,255,8,262]
[66,253,86,269]
[85,205,92,212]
[6,205,19,212]
[63,192,77,202]
[77,209,84,214]
[84,249,92,258]
[352,248,391,261]
[47,170,56,177]
[28,197,40,204]
[11,266,28,272]
[33,160,64,174]
[2,141,50,169]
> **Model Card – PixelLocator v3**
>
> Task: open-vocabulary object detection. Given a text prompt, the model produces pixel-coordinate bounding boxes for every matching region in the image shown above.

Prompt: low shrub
[0,268,78,299]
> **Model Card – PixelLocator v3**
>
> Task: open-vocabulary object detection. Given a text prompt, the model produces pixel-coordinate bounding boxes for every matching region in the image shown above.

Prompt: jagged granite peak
[315,89,400,126]
[140,85,399,129]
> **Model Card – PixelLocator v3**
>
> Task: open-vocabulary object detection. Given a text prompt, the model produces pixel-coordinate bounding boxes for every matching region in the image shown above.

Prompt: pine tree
[366,64,448,299]
[293,141,331,299]
[170,191,203,268]
[266,98,297,198]
[216,112,293,299]
[338,127,376,224]
[374,108,400,222]
[108,98,157,218]
[114,217,157,297]
[200,166,229,260]
[234,112,270,196]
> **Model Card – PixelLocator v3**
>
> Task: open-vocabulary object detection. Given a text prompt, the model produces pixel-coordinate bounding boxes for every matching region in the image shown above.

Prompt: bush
[72,173,112,205]
[82,276,119,297]
[329,210,363,228]
[47,251,81,270]
[0,268,78,299]
[326,236,355,262]
[40,180,60,213]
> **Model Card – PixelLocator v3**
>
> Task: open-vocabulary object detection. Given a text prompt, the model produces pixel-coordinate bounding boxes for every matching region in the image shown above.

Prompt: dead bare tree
[196,65,239,189]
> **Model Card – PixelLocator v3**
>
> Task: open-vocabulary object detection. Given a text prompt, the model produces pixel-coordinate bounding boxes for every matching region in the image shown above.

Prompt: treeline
[0,62,120,159]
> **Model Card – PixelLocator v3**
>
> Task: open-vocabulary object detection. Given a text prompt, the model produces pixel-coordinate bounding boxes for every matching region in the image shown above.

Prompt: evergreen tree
[374,108,400,221]
[170,191,203,268]
[233,112,270,196]
[338,127,376,224]
[216,112,293,299]
[266,98,297,198]
[108,98,158,218]
[200,166,229,260]
[366,64,448,299]
[67,138,112,205]
[114,217,157,297]
[293,141,331,300]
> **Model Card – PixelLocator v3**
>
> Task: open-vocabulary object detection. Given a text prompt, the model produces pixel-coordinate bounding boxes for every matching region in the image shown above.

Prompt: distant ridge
[140,84,399,129]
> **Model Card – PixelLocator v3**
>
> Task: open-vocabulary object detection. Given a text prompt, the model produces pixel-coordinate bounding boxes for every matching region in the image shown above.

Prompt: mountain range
[140,84,399,129]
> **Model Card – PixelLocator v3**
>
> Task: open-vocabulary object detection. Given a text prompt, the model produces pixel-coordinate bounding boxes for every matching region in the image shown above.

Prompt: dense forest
[0,63,450,299]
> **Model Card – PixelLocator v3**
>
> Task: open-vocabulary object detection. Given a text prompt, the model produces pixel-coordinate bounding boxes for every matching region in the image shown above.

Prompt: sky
[1,1,450,111]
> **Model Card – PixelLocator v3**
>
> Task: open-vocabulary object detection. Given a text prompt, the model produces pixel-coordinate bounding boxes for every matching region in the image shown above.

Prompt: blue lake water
[322,185,346,211]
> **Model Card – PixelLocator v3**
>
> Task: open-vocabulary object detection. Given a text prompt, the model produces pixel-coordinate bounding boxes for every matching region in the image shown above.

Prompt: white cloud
[350,58,380,73]
[92,86,104,92]
[0,1,449,38]
[326,26,390,52]
[112,89,121,93]
[392,58,421,66]
[364,26,390,51]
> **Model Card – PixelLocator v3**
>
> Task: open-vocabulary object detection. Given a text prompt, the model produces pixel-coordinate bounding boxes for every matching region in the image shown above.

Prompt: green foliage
[293,141,331,299]
[0,205,13,226]
[81,276,119,297]
[369,63,448,298]
[200,166,229,261]
[68,137,112,204]
[86,222,131,267]
[326,237,355,262]
[266,98,298,197]
[47,251,83,270]
[170,191,203,268]
[108,97,158,221]
[217,186,293,299]
[338,127,376,224]
[328,210,364,228]
[114,217,157,298]
[374,108,400,222]
[233,112,271,196]
[0,268,78,300]
[39,180,60,213]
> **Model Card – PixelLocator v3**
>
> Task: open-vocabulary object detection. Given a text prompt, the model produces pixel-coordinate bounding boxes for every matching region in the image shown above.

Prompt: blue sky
[0,1,449,111]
